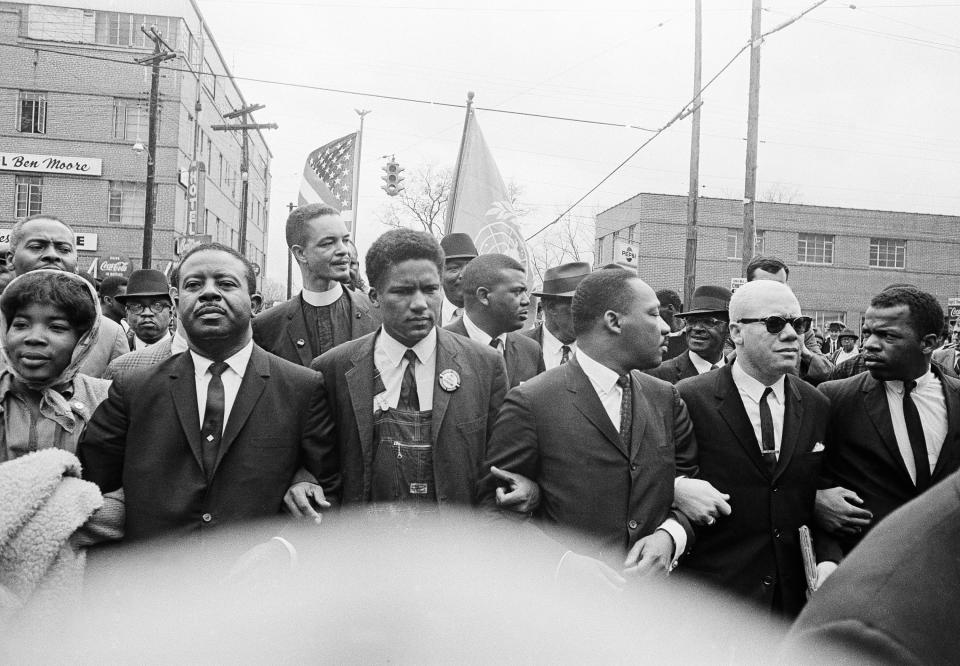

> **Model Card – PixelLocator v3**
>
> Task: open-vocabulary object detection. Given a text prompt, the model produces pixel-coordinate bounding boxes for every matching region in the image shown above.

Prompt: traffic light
[381,158,404,197]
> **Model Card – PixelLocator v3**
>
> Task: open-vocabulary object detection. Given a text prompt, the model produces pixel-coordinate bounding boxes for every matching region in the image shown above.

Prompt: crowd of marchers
[1,204,959,664]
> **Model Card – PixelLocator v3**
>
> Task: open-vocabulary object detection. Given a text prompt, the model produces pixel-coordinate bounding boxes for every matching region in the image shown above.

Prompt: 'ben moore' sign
[0,152,103,177]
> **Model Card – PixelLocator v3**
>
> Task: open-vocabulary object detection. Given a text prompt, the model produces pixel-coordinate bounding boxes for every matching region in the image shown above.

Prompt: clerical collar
[302,282,344,307]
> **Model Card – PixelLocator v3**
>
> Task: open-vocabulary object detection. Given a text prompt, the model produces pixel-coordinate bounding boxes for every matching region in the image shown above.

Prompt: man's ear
[250,292,263,313]
[290,245,306,264]
[368,287,381,308]
[602,310,621,334]
[169,286,179,310]
[920,332,939,355]
[476,286,490,306]
[728,322,744,346]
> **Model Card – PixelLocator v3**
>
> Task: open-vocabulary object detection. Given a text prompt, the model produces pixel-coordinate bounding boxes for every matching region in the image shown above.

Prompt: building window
[726,229,765,259]
[797,233,834,265]
[15,176,43,218]
[18,91,47,134]
[94,12,178,49]
[869,238,906,269]
[108,181,146,225]
[114,100,150,141]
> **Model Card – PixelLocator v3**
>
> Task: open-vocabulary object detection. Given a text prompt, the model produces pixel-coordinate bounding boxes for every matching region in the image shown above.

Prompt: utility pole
[135,26,176,269]
[211,105,277,260]
[286,201,296,300]
[683,0,703,309]
[742,0,763,277]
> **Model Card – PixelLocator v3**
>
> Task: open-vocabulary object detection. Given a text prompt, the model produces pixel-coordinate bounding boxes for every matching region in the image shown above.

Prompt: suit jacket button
[762,575,774,586]
[773,528,782,538]
[201,513,212,523]
[630,464,638,471]
[628,519,638,530]
[296,338,306,347]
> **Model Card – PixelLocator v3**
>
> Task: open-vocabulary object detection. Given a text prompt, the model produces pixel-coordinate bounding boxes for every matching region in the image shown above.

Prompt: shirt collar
[885,366,935,395]
[377,326,437,366]
[541,324,573,355]
[462,312,506,347]
[171,330,190,355]
[576,347,621,395]
[191,339,254,379]
[688,350,725,373]
[302,282,344,307]
[731,359,785,404]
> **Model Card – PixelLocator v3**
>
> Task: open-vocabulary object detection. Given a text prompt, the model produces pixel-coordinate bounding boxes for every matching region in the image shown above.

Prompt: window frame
[14,175,43,219]
[869,237,906,270]
[108,181,146,226]
[797,233,835,265]
[726,228,765,260]
[17,91,47,134]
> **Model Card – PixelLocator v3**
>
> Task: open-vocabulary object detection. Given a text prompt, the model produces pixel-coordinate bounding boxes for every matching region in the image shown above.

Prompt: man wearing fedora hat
[525,262,590,370]
[116,269,174,351]
[647,285,731,385]
[829,328,859,366]
[438,233,478,326]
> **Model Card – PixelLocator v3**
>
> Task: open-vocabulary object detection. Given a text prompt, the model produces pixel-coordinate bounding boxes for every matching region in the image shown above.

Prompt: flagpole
[351,109,371,234]
[445,90,474,236]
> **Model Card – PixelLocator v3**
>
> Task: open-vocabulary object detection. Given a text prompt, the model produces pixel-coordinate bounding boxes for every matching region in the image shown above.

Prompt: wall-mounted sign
[731,277,747,292]
[98,255,133,278]
[0,152,103,176]
[185,161,206,234]
[174,234,212,257]
[0,229,97,250]
[613,238,640,266]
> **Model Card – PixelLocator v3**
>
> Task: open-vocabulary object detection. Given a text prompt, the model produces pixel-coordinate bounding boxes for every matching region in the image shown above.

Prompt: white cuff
[657,518,687,567]
[271,536,299,569]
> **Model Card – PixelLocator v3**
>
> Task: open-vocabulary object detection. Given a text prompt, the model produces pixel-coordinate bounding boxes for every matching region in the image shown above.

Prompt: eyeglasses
[125,301,171,315]
[737,315,812,335]
[680,316,727,329]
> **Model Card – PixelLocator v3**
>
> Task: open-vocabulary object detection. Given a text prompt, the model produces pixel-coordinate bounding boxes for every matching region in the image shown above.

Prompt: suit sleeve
[802,351,835,386]
[78,375,131,494]
[485,354,509,445]
[672,387,698,478]
[782,622,923,666]
[813,381,845,563]
[299,371,341,506]
[478,386,539,510]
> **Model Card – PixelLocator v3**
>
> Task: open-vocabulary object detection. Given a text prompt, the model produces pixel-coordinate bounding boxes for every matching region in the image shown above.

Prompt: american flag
[299,132,358,225]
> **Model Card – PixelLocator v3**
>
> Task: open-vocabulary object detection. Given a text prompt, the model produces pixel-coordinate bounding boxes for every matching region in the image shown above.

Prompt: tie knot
[761,386,774,400]
[209,361,229,378]
[403,349,418,365]
[905,380,917,395]
[617,373,631,389]
[489,337,502,350]
[561,345,571,353]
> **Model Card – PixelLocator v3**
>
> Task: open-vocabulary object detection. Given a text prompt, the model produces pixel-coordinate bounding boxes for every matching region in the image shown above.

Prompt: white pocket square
[812,442,825,453]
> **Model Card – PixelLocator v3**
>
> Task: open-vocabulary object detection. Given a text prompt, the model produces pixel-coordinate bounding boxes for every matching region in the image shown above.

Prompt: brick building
[0,0,270,282]
[595,193,960,330]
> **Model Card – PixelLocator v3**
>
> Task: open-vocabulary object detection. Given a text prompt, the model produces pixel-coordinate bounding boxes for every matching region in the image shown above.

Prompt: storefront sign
[0,229,97,250]
[0,152,103,176]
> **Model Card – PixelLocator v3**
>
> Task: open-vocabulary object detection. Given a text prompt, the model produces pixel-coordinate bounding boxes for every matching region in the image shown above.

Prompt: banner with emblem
[445,107,530,275]
[299,132,358,229]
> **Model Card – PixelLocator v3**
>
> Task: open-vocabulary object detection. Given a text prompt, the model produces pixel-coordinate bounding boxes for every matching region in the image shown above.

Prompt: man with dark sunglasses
[675,280,830,617]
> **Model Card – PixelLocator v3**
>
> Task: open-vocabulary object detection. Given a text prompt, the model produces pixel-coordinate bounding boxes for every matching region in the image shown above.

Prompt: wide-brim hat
[115,269,171,303]
[532,262,591,298]
[837,328,858,341]
[440,233,478,260]
[675,285,732,317]
[826,320,846,331]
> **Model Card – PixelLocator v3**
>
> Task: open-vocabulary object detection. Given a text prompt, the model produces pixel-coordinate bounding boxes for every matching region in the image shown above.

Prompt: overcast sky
[194,0,960,286]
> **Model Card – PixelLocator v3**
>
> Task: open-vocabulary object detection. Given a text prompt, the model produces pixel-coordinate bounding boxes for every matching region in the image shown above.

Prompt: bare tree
[260,277,287,306]
[375,164,451,237]
[526,214,595,285]
[761,183,804,204]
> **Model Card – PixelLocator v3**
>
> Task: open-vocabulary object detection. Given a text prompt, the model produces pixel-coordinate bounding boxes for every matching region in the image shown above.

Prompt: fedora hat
[837,328,858,341]
[675,285,732,317]
[532,262,591,298]
[115,269,171,303]
[440,233,478,260]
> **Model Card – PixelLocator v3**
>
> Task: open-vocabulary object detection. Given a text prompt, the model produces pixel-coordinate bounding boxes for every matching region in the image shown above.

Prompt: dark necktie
[560,345,571,365]
[903,381,931,490]
[200,361,229,478]
[759,387,777,472]
[709,364,719,371]
[489,337,502,352]
[398,349,420,411]
[617,374,633,455]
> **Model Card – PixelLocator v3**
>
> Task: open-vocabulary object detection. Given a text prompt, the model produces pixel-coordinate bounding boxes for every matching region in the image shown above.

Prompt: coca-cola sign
[99,256,133,277]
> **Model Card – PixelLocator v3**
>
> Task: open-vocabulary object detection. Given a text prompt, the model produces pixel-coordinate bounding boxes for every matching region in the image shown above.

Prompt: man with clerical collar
[444,253,544,388]
[525,262,589,370]
[438,233,478,326]
[306,228,513,509]
[253,204,379,366]
[647,285,731,385]
[116,269,174,351]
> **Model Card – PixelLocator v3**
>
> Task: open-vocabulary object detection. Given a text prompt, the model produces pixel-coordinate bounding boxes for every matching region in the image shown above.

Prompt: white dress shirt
[440,297,462,327]
[171,330,189,355]
[883,369,947,484]
[576,348,687,560]
[541,325,575,371]
[191,340,254,433]
[462,313,506,352]
[302,282,344,307]
[373,327,437,412]
[833,347,859,366]
[731,361,786,458]
[688,350,726,375]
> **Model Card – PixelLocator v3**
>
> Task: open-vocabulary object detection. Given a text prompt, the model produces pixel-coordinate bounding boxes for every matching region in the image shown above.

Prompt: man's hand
[283,482,330,524]
[814,561,839,591]
[673,477,732,525]
[557,551,625,593]
[489,466,540,513]
[815,487,872,536]
[623,529,674,579]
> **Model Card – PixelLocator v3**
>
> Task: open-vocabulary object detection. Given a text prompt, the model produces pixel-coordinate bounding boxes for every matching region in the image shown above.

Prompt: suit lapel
[285,297,314,366]
[431,330,460,447]
[169,353,204,472]
[861,374,914,487]
[568,359,626,459]
[628,371,649,463]
[714,367,769,477]
[345,334,378,466]
[503,334,518,384]
[214,347,269,473]
[773,376,803,481]
[347,289,375,338]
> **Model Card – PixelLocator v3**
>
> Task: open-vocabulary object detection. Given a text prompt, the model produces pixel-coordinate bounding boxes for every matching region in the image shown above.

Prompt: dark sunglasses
[737,315,812,335]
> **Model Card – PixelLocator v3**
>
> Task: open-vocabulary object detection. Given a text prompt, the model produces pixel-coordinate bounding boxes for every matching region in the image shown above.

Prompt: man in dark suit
[813,287,960,583]
[292,229,509,509]
[782,468,960,665]
[252,204,379,366]
[444,253,543,388]
[932,340,959,379]
[480,269,696,583]
[79,243,339,543]
[438,233,478,326]
[524,262,589,370]
[116,269,175,352]
[676,280,829,617]
[647,285,731,385]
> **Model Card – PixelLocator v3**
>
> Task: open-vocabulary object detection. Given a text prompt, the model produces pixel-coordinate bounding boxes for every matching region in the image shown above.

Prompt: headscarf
[0,269,102,432]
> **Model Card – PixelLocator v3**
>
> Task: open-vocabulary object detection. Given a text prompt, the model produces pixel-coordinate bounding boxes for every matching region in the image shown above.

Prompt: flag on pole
[447,110,530,273]
[299,132,358,229]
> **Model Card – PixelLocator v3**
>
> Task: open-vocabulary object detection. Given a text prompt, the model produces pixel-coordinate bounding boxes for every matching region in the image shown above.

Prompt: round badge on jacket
[439,369,461,392]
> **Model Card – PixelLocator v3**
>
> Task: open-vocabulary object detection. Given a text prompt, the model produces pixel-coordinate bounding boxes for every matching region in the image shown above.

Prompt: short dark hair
[870,286,944,339]
[171,243,257,295]
[286,203,340,249]
[99,275,128,298]
[572,269,637,338]
[656,289,682,311]
[745,255,789,281]
[461,254,525,301]
[1,271,96,335]
[365,228,444,291]
[9,214,73,252]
